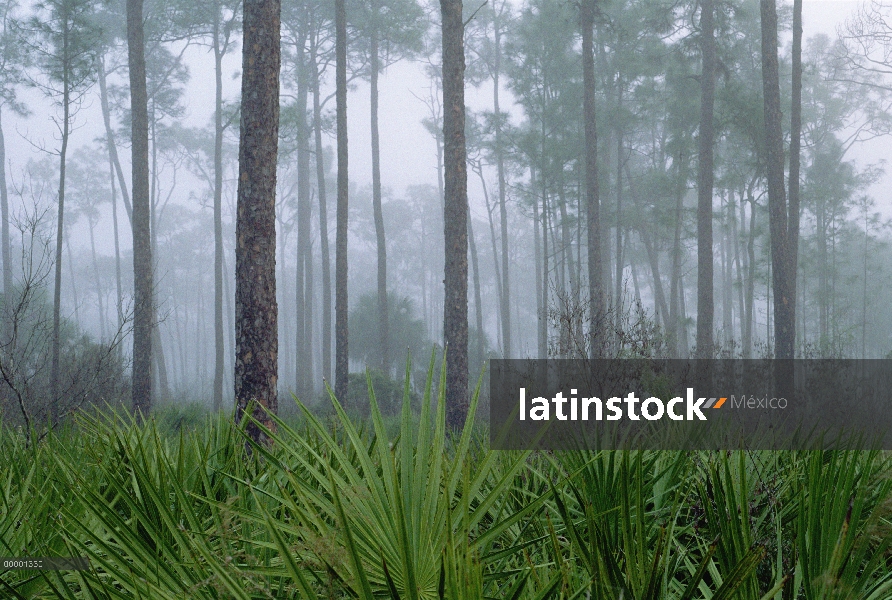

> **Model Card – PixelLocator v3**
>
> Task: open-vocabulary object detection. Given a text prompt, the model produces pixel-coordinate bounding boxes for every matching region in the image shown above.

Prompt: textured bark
[370,26,390,376]
[235,0,280,445]
[334,0,349,402]
[441,0,469,429]
[759,0,795,358]
[696,0,716,358]
[213,8,225,411]
[128,0,152,420]
[581,0,604,354]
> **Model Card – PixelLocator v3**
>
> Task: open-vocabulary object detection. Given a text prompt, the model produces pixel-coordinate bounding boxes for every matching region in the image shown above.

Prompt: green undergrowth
[2,356,892,598]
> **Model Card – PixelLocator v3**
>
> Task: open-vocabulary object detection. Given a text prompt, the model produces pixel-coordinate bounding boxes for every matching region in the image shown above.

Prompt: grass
[2,357,892,598]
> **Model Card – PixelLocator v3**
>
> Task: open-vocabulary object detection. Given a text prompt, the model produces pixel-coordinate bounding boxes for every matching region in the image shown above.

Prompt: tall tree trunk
[64,231,79,327]
[679,272,690,356]
[558,183,576,296]
[670,181,684,356]
[744,194,756,357]
[213,8,225,411]
[152,326,170,403]
[477,167,503,344]
[223,245,235,401]
[696,0,716,358]
[128,0,152,419]
[98,55,133,223]
[641,233,669,331]
[721,203,733,342]
[334,0,349,402]
[88,217,106,340]
[310,22,332,383]
[295,24,313,399]
[278,224,291,388]
[148,118,170,404]
[614,91,623,335]
[235,0,281,445]
[817,200,827,343]
[581,0,603,353]
[760,0,795,359]
[492,15,511,359]
[468,207,484,377]
[0,108,10,300]
[304,230,314,390]
[50,60,70,421]
[540,179,550,357]
[370,24,390,376]
[108,151,124,342]
[441,0,469,429]
[532,168,545,358]
[788,0,802,353]
[732,191,746,347]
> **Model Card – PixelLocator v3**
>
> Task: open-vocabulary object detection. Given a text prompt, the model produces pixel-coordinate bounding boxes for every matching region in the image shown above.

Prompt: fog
[1,0,891,416]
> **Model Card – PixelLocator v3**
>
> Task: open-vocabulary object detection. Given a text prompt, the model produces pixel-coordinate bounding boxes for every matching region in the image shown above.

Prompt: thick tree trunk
[310,23,332,383]
[235,0,281,444]
[441,0,469,429]
[760,0,795,358]
[334,0,349,402]
[696,0,716,358]
[213,11,225,411]
[128,0,152,420]
[581,0,603,354]
[370,26,390,376]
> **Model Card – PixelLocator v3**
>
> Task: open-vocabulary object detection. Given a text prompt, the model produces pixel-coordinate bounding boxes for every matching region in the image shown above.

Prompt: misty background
[0,0,890,413]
